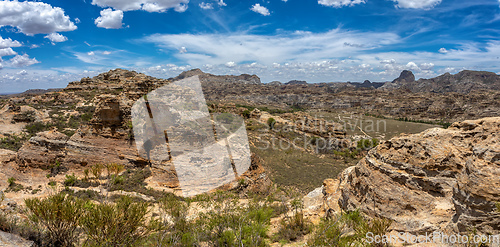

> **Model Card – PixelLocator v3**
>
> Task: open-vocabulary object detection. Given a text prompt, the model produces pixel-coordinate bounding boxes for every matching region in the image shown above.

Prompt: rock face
[16,129,145,170]
[173,69,262,85]
[285,80,307,85]
[320,117,500,235]
[383,70,500,93]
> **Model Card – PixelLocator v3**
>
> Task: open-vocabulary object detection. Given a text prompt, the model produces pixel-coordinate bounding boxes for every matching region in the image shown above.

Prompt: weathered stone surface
[318,117,500,235]
[16,129,140,169]
[0,231,34,247]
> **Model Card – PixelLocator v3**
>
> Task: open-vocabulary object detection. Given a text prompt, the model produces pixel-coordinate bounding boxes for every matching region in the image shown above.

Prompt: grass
[249,133,354,193]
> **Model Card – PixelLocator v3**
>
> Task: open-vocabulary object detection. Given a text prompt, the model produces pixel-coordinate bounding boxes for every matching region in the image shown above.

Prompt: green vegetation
[267,117,276,129]
[365,113,452,129]
[25,193,86,247]
[6,177,24,192]
[64,174,78,186]
[308,210,392,246]
[80,196,155,246]
[0,133,30,151]
[273,198,311,242]
[357,138,379,150]
[496,202,500,212]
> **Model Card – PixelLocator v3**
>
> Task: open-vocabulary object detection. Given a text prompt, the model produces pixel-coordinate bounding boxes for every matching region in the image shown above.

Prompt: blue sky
[0,0,500,93]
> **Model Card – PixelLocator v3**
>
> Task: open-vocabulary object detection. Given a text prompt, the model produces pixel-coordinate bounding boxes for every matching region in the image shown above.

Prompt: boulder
[317,117,500,235]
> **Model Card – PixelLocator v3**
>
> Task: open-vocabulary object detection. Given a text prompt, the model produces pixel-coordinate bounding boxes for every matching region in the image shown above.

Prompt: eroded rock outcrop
[317,117,500,235]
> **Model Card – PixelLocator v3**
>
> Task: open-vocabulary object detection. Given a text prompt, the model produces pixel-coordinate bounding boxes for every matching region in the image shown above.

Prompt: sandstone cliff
[314,117,500,236]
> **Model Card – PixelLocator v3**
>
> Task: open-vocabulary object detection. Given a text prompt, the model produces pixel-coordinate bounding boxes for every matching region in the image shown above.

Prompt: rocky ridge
[307,117,500,237]
[383,70,500,94]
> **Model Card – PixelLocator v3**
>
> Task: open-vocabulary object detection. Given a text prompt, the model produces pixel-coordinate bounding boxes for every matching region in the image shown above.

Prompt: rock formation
[315,117,500,235]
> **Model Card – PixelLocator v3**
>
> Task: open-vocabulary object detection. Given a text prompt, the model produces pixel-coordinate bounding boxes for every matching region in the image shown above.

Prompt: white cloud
[95,8,124,29]
[406,61,419,70]
[91,0,189,13]
[179,47,187,53]
[391,0,441,9]
[102,51,112,55]
[17,70,27,76]
[44,33,68,43]
[143,29,401,66]
[0,37,22,49]
[251,4,270,16]
[75,18,81,24]
[9,54,39,67]
[420,62,434,70]
[318,0,365,8]
[225,61,236,67]
[0,1,76,35]
[438,48,448,53]
[30,44,40,49]
[87,51,95,56]
[0,48,16,57]
[199,2,213,9]
[217,0,227,6]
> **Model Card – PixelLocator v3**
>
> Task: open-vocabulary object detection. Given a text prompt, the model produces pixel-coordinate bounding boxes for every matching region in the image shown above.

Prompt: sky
[0,0,500,93]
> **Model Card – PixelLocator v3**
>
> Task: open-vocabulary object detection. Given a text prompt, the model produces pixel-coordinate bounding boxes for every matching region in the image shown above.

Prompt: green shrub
[25,193,86,247]
[273,198,311,242]
[24,121,51,135]
[6,177,23,192]
[80,195,156,246]
[267,118,276,129]
[64,174,77,186]
[242,109,251,119]
[7,177,15,186]
[357,138,379,150]
[308,210,392,247]
[90,164,103,180]
[0,134,30,151]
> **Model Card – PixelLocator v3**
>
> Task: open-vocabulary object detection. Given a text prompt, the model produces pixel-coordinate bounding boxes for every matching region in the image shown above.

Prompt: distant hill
[382,70,500,93]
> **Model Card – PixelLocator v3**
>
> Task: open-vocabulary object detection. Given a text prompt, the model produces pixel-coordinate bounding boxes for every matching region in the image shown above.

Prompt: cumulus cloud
[218,0,227,6]
[102,51,112,55]
[251,4,270,16]
[179,47,187,53]
[199,2,213,9]
[0,48,16,57]
[0,37,22,49]
[391,0,442,9]
[0,0,76,35]
[420,62,434,70]
[95,8,124,29]
[87,51,95,56]
[439,48,448,53]
[9,54,39,67]
[44,33,68,43]
[91,0,189,13]
[318,0,365,8]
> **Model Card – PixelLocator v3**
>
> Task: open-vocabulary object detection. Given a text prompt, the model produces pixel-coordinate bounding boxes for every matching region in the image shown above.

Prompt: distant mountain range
[382,70,500,93]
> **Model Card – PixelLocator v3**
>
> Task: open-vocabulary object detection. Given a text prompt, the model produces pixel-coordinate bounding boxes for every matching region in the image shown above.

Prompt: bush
[308,210,392,247]
[0,133,29,151]
[64,174,77,186]
[273,198,311,242]
[25,193,86,247]
[24,121,51,135]
[357,138,379,150]
[7,177,15,186]
[80,195,156,246]
[267,118,276,129]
